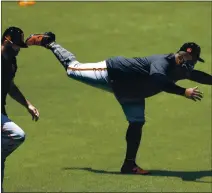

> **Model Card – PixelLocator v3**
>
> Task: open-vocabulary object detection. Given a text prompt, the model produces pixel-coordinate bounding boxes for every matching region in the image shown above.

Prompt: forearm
[151,73,186,96]
[190,70,212,85]
[9,82,30,108]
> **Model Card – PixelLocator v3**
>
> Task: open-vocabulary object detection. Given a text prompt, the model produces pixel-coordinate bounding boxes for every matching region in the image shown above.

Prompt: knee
[17,130,26,143]
[2,121,26,144]
[129,121,145,129]
[66,61,80,74]
[14,127,26,143]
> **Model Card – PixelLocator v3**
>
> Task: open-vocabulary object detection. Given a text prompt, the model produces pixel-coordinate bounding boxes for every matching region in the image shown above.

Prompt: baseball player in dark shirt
[25,32,211,175]
[1,27,40,191]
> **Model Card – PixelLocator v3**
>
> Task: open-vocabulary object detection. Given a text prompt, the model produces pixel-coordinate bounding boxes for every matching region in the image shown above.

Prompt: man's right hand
[185,86,203,101]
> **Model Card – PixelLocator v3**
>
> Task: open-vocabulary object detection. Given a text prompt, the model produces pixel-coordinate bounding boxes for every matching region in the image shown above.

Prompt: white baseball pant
[1,113,25,187]
[50,43,111,92]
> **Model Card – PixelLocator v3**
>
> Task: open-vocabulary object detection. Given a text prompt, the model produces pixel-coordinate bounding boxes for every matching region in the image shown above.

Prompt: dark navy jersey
[106,54,188,103]
[1,56,17,115]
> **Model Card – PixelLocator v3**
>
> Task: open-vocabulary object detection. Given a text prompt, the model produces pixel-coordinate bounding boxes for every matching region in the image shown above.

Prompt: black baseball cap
[179,42,205,63]
[1,26,28,48]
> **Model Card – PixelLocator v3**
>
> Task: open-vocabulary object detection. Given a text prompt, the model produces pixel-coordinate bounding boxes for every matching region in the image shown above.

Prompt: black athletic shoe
[121,163,150,175]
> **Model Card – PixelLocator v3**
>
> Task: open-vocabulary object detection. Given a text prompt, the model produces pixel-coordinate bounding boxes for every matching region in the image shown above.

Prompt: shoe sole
[121,171,151,175]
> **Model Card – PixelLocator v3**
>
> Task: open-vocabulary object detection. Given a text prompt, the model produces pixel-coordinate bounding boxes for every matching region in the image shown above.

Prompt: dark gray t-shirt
[106,54,187,103]
[106,54,181,77]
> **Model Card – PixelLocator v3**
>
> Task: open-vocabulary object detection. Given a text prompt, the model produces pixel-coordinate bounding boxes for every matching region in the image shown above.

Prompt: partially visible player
[25,32,211,175]
[1,27,40,191]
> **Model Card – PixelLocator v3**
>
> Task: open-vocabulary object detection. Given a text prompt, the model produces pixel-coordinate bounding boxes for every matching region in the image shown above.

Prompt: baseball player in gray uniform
[25,32,211,175]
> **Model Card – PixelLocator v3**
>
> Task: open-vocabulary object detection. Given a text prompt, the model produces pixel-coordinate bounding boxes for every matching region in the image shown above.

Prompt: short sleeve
[150,59,171,76]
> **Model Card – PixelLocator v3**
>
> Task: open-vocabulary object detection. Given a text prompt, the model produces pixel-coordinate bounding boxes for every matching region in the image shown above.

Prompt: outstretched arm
[189,70,212,85]
[151,73,203,101]
[150,60,203,101]
[9,81,39,121]
[150,60,187,96]
[151,73,186,95]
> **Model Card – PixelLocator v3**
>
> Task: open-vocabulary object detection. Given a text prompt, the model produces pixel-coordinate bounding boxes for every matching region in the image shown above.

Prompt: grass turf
[1,1,212,192]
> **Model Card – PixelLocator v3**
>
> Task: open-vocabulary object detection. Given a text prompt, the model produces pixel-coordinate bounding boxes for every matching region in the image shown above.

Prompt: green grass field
[1,1,212,192]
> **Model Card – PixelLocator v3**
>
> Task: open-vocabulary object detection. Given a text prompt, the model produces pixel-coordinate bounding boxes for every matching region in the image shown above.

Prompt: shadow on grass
[63,167,212,183]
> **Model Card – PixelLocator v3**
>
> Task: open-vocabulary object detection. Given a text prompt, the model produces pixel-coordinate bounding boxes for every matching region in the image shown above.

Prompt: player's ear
[176,53,184,64]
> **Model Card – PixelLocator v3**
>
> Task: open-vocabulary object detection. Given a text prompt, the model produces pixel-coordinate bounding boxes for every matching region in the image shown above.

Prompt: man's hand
[185,86,203,101]
[27,104,40,121]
